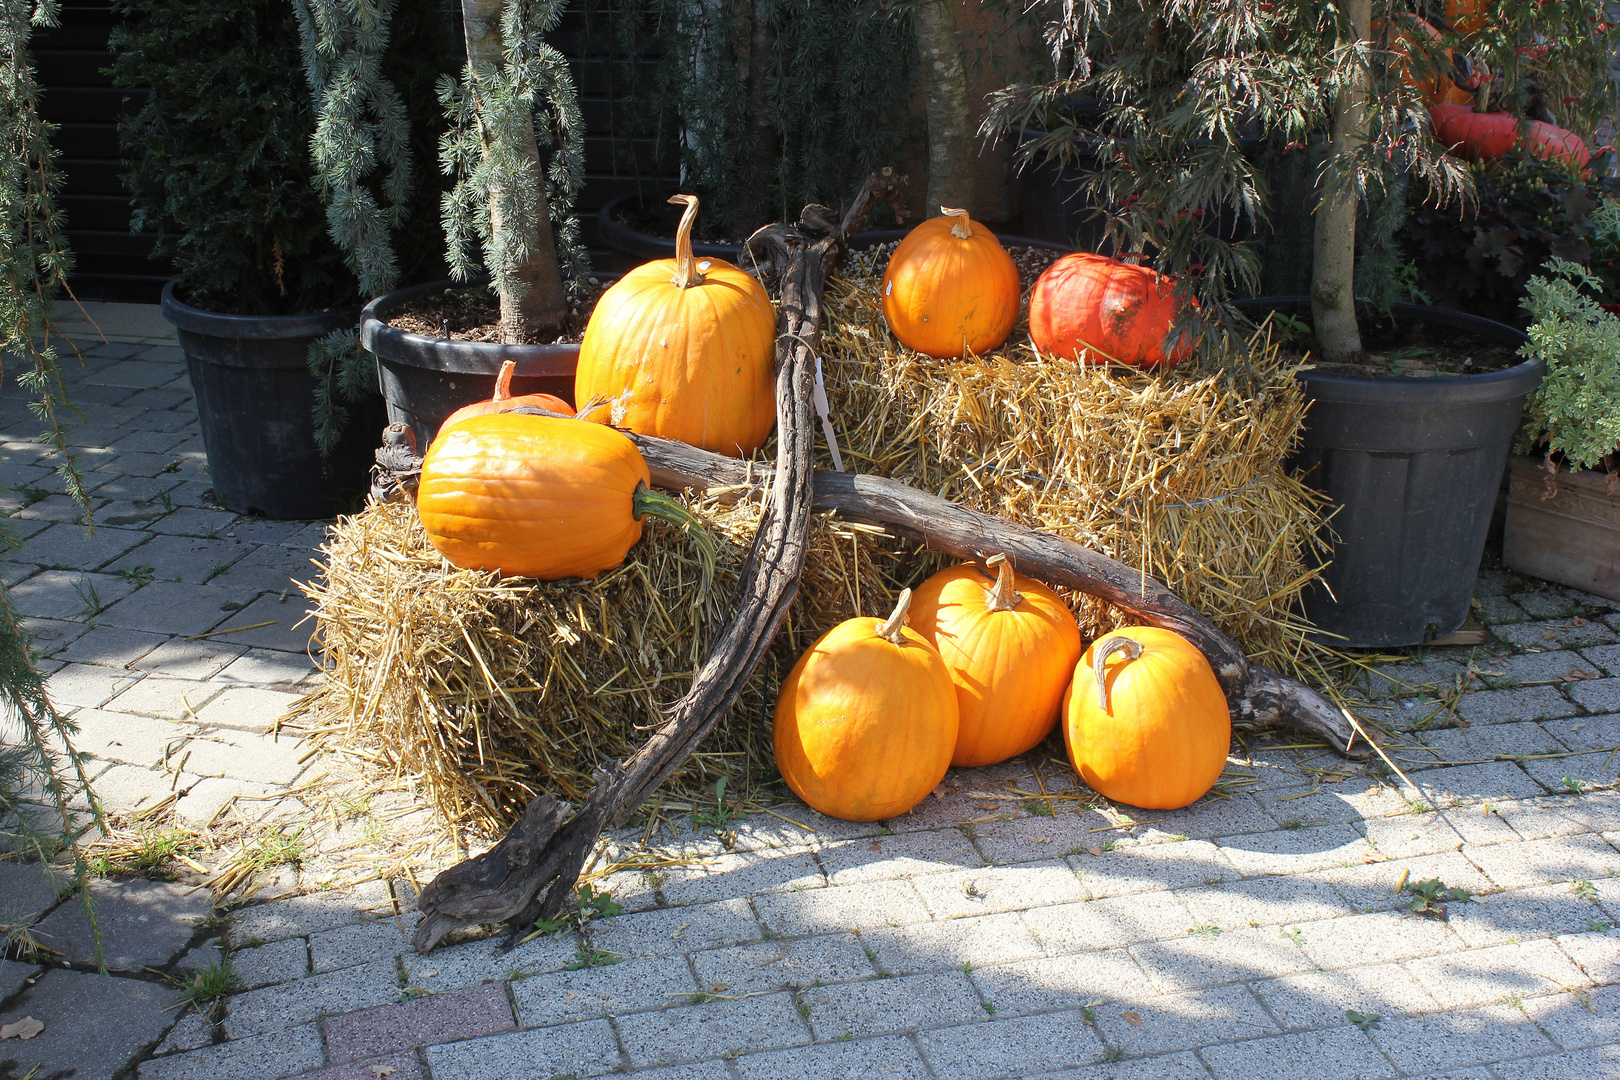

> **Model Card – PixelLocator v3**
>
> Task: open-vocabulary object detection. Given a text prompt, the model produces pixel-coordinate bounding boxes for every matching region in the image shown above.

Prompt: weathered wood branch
[634,437,1358,755]
[412,172,906,953]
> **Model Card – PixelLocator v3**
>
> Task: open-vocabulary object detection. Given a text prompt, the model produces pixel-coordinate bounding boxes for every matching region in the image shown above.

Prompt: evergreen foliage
[1520,259,1620,474]
[0,0,103,958]
[110,0,357,315]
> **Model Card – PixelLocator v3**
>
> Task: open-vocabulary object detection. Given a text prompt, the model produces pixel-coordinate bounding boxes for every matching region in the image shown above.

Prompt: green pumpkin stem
[632,481,715,588]
[668,194,705,289]
[877,588,914,645]
[1092,634,1144,711]
[982,554,1023,612]
[941,206,973,240]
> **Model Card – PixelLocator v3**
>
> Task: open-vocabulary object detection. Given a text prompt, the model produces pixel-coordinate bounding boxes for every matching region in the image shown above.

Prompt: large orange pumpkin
[1062,626,1230,810]
[1444,0,1488,35]
[1387,16,1474,108]
[416,412,705,581]
[909,555,1083,767]
[1028,252,1195,368]
[1429,104,1521,159]
[575,195,776,457]
[773,590,959,821]
[881,207,1020,359]
[439,359,573,437]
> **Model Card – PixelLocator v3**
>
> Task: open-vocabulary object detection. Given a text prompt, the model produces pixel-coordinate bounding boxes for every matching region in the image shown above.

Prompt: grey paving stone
[43,660,141,707]
[33,876,210,970]
[105,676,222,722]
[0,967,183,1080]
[15,569,136,621]
[214,648,318,689]
[1365,809,1516,862]
[232,936,309,988]
[1466,832,1620,889]
[1403,760,1548,804]
[691,931,877,991]
[138,1023,326,1080]
[911,860,1087,920]
[1560,790,1620,832]
[1585,644,1620,676]
[1251,962,1441,1029]
[53,624,168,668]
[423,1018,622,1079]
[132,635,247,679]
[588,898,763,958]
[9,522,149,572]
[224,518,319,547]
[1253,778,1408,828]
[755,879,930,937]
[1557,928,1620,986]
[658,847,826,905]
[1407,938,1591,1007]
[179,728,310,785]
[16,493,95,523]
[1455,685,1581,725]
[309,917,413,973]
[1492,1044,1620,1079]
[1523,981,1620,1050]
[206,591,317,652]
[1573,678,1620,714]
[1294,909,1465,969]
[1406,721,1568,768]
[229,881,395,944]
[222,957,400,1037]
[1067,838,1238,899]
[1132,790,1281,840]
[1366,1003,1558,1074]
[173,776,282,826]
[1215,823,1366,877]
[1022,1050,1212,1080]
[86,359,182,389]
[209,544,322,592]
[154,1007,213,1054]
[0,958,40,1003]
[1448,881,1613,947]
[95,580,242,636]
[79,761,184,813]
[114,534,254,585]
[1492,797,1597,840]
[191,685,304,734]
[1090,983,1277,1055]
[1362,660,1469,702]
[18,615,89,655]
[66,707,193,767]
[1176,874,1352,930]
[1020,892,1192,955]
[1475,649,1604,685]
[862,910,1043,976]
[508,953,694,1025]
[1128,926,1315,993]
[101,449,191,478]
[1201,1025,1395,1080]
[96,498,171,527]
[0,861,63,924]
[821,826,982,881]
[1545,713,1620,754]
[1497,618,1619,651]
[732,1034,930,1080]
[916,1010,1106,1080]
[1473,594,1528,624]
[967,949,1152,1016]
[804,970,984,1039]
[400,928,579,992]
[108,428,189,454]
[617,990,808,1069]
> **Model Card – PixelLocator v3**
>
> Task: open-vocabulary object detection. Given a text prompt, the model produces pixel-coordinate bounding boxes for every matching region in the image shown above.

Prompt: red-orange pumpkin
[1524,120,1591,170]
[439,360,573,437]
[881,207,1020,359]
[1028,252,1195,368]
[1429,104,1520,159]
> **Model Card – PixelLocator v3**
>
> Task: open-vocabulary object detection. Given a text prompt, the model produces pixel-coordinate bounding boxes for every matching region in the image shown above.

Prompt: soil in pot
[387,280,609,345]
[1269,309,1525,377]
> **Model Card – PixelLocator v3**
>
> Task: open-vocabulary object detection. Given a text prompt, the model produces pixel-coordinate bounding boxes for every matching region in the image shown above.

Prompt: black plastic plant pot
[598,193,748,263]
[161,282,379,520]
[360,277,580,451]
[1235,298,1542,649]
[847,230,1073,254]
[1012,125,1110,250]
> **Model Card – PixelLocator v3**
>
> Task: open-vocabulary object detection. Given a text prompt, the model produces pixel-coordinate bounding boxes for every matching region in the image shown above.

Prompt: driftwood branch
[635,437,1358,755]
[412,172,906,953]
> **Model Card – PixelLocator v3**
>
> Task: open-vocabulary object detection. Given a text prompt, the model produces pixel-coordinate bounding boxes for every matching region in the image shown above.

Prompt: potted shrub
[1503,259,1620,600]
[984,0,1617,647]
[112,0,392,519]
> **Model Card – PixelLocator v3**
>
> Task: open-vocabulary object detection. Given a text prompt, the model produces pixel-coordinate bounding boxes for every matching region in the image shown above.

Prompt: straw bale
[818,244,1332,674]
[295,497,896,833]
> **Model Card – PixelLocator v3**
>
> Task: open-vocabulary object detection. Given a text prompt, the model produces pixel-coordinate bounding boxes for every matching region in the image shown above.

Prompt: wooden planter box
[1503,455,1620,601]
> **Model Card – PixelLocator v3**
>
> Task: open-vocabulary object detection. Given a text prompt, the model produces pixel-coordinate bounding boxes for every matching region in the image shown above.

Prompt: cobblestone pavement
[2,302,1619,1079]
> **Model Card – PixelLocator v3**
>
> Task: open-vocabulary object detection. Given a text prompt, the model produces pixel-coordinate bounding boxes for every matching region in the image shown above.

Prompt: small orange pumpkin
[909,555,1083,767]
[1028,252,1195,368]
[575,194,776,458]
[439,359,573,437]
[773,590,959,821]
[881,207,1020,359]
[1062,626,1230,810]
[416,412,707,581]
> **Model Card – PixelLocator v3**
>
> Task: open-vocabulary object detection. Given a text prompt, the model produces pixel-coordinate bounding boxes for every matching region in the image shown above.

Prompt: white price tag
[812,355,844,473]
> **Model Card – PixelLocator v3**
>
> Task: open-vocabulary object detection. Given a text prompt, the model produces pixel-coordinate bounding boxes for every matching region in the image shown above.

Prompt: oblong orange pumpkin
[1429,104,1521,159]
[909,555,1083,767]
[575,194,776,458]
[1028,252,1195,368]
[439,359,573,437]
[1063,626,1230,810]
[1524,120,1591,170]
[416,412,696,580]
[773,590,959,821]
[881,207,1020,359]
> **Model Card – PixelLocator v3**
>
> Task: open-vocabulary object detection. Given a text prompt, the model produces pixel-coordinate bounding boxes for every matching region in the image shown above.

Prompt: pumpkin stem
[877,588,914,645]
[632,481,715,589]
[1472,79,1490,114]
[669,194,705,289]
[982,554,1023,612]
[1092,634,1144,711]
[492,359,516,403]
[941,206,973,240]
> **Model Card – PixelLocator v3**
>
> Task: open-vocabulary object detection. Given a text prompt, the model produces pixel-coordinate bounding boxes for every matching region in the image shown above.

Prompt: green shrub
[1519,258,1620,473]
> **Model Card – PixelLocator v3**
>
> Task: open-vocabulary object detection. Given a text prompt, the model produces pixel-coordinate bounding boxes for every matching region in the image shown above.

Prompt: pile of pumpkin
[411,193,1226,822]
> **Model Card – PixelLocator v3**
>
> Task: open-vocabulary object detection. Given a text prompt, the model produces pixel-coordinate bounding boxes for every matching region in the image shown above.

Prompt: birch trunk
[1310,0,1370,365]
[915,0,975,214]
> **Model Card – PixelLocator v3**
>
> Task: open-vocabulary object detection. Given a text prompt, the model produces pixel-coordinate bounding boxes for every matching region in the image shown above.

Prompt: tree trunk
[1311,0,1370,365]
[915,0,976,214]
[744,0,778,227]
[461,0,569,345]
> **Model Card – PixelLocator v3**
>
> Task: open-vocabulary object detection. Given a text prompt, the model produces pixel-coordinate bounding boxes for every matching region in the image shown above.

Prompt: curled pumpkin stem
[492,359,516,402]
[669,194,704,289]
[877,588,914,645]
[1092,634,1144,711]
[982,554,1023,612]
[632,481,716,591]
[941,206,972,240]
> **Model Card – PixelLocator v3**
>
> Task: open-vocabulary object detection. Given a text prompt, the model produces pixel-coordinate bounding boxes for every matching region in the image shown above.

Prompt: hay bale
[296,497,896,833]
[819,245,1331,674]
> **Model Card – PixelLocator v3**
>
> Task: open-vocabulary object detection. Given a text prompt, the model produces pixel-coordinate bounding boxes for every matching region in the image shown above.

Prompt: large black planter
[160,283,378,519]
[1236,298,1541,648]
[360,277,580,449]
[1013,125,1109,250]
[598,194,748,263]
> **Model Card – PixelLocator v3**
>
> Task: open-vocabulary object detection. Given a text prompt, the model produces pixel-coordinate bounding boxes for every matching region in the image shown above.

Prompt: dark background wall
[34,2,674,303]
